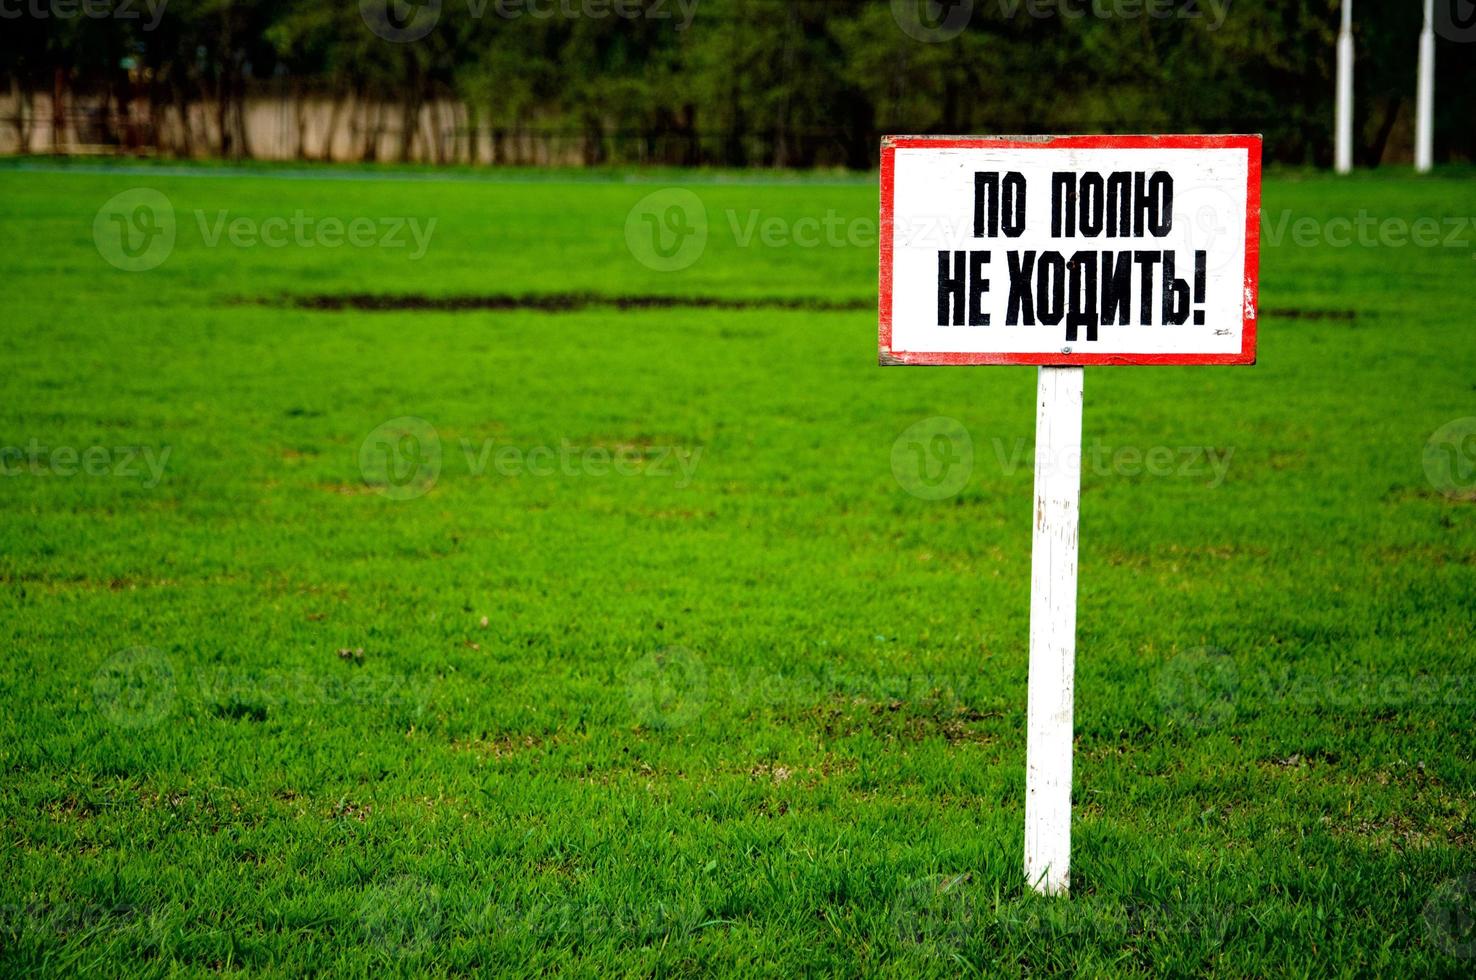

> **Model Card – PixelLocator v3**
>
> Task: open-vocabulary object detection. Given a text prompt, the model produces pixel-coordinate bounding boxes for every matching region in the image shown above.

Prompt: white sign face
[879,135,1261,366]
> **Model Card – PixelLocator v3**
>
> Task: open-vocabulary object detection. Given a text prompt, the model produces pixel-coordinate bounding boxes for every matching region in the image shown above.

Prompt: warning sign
[879,135,1261,366]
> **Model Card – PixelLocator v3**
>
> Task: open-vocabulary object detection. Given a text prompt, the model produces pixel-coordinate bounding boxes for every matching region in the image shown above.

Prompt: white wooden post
[1335,0,1354,174]
[1024,364,1083,896]
[1415,0,1435,173]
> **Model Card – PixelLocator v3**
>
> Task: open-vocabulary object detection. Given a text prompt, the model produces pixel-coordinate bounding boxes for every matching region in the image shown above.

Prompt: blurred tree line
[2,0,1470,167]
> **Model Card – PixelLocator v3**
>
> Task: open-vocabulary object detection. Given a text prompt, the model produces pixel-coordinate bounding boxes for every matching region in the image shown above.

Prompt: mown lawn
[0,158,1473,976]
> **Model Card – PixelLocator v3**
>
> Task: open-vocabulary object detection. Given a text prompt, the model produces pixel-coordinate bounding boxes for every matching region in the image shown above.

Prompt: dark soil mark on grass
[269,294,1355,323]
[1260,307,1357,320]
[265,292,872,314]
[266,292,1360,327]
[796,696,1002,745]
[211,699,269,723]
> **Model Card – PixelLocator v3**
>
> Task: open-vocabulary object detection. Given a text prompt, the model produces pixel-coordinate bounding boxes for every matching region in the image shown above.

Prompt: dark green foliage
[4,0,1473,166]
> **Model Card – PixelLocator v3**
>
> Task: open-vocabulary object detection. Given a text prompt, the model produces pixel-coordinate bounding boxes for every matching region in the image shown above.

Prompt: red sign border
[878,134,1261,366]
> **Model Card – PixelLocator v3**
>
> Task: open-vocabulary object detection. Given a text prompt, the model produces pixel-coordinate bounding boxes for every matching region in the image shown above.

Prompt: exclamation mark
[1191,250,1207,325]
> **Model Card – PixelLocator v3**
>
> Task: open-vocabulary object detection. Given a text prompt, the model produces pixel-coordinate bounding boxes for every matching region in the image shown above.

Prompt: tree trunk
[231,62,250,159]
[172,68,194,157]
[11,77,31,153]
[724,89,746,168]
[293,79,307,160]
[397,94,419,162]
[582,112,605,166]
[320,86,348,162]
[464,102,480,165]
[363,97,384,162]
[215,73,231,158]
[428,97,447,164]
[148,70,164,154]
[396,53,423,163]
[51,66,66,152]
[1367,96,1402,169]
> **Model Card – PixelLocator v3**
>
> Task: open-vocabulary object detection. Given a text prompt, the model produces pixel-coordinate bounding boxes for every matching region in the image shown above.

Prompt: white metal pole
[1415,0,1435,173]
[1024,364,1083,896]
[1335,0,1354,174]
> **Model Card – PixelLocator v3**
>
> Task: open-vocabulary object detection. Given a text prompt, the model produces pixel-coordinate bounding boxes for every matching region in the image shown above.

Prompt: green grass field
[1,158,1474,976]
